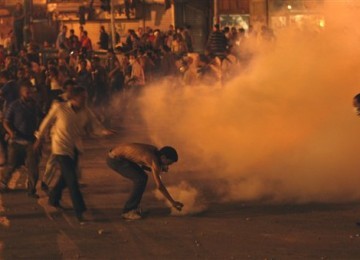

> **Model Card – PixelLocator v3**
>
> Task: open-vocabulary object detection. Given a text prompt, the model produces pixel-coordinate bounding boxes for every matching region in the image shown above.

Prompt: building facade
[0,0,328,50]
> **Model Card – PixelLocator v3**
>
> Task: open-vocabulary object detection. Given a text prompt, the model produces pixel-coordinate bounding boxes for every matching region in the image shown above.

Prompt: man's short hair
[18,79,32,90]
[49,66,58,76]
[159,146,178,162]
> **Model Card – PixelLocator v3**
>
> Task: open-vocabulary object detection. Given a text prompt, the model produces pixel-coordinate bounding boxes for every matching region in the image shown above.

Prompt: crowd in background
[0,11,277,205]
[0,20,277,101]
[0,20,277,160]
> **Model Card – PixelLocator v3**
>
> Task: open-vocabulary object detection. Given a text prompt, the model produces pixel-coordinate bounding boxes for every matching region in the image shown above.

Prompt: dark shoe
[28,192,40,199]
[76,214,84,222]
[48,201,65,210]
[76,213,87,225]
[79,183,87,188]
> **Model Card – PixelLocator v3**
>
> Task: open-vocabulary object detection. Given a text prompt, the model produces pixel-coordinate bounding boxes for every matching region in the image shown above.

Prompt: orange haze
[133,2,360,204]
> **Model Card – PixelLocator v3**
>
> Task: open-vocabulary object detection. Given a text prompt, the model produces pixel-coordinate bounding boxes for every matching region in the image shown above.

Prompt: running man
[35,86,113,222]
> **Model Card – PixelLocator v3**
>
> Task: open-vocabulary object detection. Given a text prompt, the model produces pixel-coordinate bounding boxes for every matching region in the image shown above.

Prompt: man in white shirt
[41,79,77,193]
[126,54,145,87]
[56,25,68,50]
[34,86,112,222]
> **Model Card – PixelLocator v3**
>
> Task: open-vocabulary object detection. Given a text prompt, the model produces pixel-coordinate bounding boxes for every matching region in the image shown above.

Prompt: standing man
[0,83,42,198]
[34,86,112,222]
[206,24,229,59]
[0,70,19,165]
[0,70,19,113]
[98,26,109,50]
[126,54,145,88]
[91,56,109,125]
[13,3,25,51]
[68,29,80,51]
[107,49,124,93]
[80,31,92,54]
[107,143,183,220]
[56,25,68,50]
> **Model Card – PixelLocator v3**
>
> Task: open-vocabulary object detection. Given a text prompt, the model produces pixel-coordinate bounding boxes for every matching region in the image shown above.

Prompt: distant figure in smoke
[353,93,360,116]
[107,143,183,220]
[206,24,228,59]
[353,93,360,226]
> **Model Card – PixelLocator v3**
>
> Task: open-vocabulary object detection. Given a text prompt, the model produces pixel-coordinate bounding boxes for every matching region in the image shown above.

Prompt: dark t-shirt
[13,9,24,29]
[5,99,40,142]
[1,80,19,108]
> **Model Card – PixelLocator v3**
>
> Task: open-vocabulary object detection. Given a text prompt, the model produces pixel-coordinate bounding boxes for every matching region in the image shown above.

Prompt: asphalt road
[1,124,360,259]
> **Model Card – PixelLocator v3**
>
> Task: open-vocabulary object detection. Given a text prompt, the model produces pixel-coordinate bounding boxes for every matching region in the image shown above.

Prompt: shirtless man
[107,143,183,220]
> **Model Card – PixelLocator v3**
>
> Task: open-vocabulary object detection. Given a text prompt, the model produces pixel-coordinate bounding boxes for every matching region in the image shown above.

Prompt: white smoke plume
[126,2,360,204]
[154,181,207,215]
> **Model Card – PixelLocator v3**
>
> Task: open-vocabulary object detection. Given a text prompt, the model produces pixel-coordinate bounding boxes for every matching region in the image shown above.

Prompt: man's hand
[172,201,184,211]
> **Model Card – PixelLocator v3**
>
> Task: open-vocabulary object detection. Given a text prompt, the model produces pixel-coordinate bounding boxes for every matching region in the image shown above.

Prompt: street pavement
[1,124,360,259]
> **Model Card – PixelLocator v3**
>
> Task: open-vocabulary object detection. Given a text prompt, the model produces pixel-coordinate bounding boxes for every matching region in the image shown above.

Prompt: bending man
[107,143,183,220]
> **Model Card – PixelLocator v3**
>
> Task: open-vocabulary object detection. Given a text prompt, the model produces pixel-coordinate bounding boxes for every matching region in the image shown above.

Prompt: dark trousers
[1,141,39,194]
[0,124,8,165]
[14,26,23,51]
[106,156,148,213]
[49,154,86,216]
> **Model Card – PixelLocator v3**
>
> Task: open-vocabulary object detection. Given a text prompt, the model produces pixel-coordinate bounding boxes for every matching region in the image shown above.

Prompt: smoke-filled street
[1,124,360,259]
[1,0,360,258]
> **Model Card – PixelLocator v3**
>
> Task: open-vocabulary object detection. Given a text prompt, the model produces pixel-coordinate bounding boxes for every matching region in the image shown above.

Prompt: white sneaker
[121,210,142,220]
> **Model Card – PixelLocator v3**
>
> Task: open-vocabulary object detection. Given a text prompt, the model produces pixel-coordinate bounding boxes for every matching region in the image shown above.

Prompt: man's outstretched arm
[152,170,183,211]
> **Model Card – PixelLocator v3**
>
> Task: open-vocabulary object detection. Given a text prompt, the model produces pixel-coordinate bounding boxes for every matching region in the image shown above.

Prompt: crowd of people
[0,21,276,222]
[0,21,276,100]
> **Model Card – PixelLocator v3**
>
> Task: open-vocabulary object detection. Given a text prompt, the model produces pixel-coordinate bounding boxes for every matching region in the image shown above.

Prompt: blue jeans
[49,154,86,216]
[106,156,148,213]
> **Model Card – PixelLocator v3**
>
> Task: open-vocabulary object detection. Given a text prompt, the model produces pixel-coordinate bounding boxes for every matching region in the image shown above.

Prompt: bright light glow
[319,19,325,28]
[47,3,57,12]
[287,5,292,10]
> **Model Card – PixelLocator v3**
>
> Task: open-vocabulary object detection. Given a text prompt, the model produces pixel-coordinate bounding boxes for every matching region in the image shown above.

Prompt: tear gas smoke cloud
[154,181,207,215]
[130,2,360,204]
